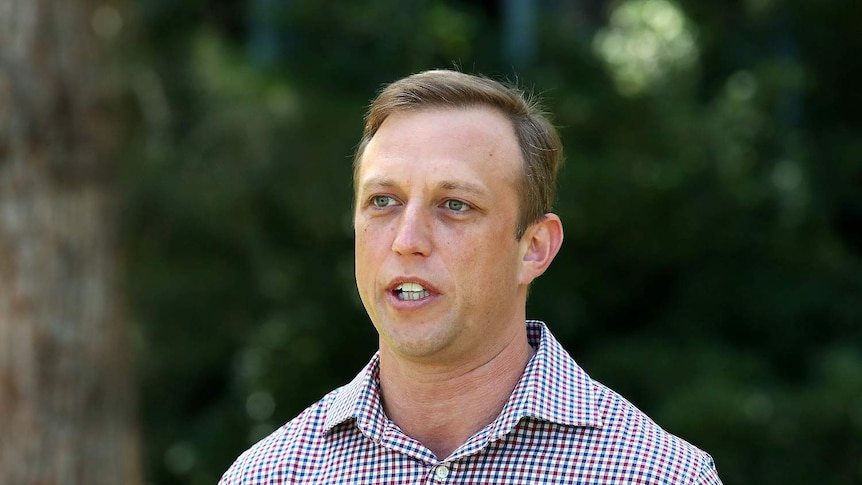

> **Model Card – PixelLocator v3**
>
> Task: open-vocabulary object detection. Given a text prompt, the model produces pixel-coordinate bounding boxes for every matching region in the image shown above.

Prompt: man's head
[354,69,563,239]
[352,70,565,365]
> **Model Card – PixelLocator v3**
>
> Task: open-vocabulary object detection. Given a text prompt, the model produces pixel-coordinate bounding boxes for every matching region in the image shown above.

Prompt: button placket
[433,464,450,481]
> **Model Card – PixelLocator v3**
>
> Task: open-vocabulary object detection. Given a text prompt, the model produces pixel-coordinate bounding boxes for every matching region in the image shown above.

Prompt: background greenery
[122,1,862,483]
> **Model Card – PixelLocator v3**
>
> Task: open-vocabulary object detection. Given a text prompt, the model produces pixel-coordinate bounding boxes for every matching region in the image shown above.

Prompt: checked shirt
[220,320,721,484]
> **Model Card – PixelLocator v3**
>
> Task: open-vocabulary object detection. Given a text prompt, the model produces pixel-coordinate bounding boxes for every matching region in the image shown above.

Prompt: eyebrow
[358,177,488,197]
[358,177,397,193]
[438,180,487,197]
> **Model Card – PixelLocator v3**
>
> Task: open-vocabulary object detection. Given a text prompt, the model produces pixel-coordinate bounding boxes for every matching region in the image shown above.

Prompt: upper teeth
[397,282,425,292]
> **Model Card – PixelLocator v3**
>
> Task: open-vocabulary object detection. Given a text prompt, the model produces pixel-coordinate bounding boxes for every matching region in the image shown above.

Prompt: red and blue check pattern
[220,320,721,484]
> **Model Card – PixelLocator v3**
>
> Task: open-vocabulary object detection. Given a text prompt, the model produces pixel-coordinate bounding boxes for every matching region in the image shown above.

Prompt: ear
[518,213,564,286]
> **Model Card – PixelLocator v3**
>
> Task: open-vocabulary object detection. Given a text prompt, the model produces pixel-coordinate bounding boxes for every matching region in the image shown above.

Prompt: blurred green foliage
[123,1,862,484]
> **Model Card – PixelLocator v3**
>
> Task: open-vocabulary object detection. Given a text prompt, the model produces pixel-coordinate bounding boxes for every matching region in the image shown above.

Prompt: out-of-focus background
[2,0,861,484]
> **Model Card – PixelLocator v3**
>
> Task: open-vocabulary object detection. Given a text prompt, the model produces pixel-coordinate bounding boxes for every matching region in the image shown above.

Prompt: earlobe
[519,214,564,285]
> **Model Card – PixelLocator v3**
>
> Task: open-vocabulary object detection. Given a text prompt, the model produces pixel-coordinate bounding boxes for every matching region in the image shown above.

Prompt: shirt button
[434,464,450,480]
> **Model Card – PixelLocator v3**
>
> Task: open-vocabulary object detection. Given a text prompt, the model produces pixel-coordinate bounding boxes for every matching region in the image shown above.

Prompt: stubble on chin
[377,317,459,361]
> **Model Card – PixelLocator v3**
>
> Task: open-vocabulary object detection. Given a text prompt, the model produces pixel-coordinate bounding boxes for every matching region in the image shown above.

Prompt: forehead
[356,107,522,190]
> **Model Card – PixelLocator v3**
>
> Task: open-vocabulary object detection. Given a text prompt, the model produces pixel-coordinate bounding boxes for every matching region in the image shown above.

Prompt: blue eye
[444,199,468,212]
[371,195,395,208]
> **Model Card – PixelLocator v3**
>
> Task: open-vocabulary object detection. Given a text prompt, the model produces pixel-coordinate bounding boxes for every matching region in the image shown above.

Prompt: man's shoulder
[585,379,720,483]
[218,387,342,484]
[526,321,719,482]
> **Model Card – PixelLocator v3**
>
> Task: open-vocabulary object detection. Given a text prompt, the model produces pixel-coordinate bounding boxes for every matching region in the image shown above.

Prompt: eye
[371,195,397,208]
[443,199,469,212]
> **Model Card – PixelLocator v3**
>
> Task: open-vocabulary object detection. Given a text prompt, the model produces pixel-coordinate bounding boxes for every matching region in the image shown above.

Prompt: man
[220,70,721,484]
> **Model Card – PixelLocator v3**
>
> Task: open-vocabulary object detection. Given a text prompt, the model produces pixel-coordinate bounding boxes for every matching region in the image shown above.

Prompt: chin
[381,325,455,359]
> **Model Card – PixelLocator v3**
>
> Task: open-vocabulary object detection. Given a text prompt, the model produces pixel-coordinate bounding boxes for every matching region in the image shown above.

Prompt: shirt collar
[323,351,386,439]
[323,320,603,440]
[489,320,603,440]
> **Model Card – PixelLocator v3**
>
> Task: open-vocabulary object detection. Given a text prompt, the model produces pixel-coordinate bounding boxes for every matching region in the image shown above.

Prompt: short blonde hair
[354,69,563,238]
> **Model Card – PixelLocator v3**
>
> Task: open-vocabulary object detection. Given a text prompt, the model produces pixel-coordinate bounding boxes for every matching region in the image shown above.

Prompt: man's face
[354,107,534,365]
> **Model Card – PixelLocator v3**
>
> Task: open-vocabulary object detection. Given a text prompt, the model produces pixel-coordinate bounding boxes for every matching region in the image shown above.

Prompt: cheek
[355,221,380,252]
[354,221,394,279]
[353,228,373,272]
[459,235,519,279]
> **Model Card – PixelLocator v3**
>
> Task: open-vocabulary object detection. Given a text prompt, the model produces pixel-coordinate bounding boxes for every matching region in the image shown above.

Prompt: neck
[377,328,535,460]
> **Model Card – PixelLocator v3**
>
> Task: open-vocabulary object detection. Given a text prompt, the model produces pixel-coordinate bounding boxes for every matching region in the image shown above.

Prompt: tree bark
[0,0,141,483]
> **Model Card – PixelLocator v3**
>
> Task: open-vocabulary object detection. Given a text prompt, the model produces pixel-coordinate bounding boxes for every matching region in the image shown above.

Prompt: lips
[387,278,439,302]
[395,282,431,300]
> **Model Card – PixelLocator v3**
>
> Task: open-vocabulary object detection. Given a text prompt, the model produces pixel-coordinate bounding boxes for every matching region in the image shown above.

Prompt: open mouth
[394,282,431,301]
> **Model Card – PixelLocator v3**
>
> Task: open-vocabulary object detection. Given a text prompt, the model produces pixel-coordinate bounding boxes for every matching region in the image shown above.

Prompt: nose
[391,205,431,256]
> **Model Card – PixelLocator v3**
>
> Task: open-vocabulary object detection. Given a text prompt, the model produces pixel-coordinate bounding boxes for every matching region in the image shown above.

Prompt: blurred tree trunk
[0,0,141,484]
[503,0,537,69]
